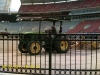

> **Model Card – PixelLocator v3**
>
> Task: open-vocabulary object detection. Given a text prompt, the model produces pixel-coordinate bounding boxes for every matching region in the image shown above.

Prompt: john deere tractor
[18,21,70,55]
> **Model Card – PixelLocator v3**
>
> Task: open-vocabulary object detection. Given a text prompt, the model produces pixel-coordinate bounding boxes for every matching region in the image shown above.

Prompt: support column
[53,21,56,26]
[39,20,41,34]
[59,21,62,33]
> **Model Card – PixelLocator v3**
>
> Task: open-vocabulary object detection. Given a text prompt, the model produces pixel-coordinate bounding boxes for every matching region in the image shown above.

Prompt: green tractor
[18,21,70,55]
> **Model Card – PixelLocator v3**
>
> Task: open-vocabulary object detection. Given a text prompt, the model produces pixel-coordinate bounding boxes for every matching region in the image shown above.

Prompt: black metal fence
[0,34,100,75]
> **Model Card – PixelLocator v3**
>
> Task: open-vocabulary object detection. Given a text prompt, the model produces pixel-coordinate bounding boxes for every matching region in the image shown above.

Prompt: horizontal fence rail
[0,34,100,75]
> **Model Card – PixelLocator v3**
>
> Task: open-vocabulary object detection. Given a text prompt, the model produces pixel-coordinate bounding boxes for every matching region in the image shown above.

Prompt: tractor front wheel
[18,42,27,53]
[27,41,42,55]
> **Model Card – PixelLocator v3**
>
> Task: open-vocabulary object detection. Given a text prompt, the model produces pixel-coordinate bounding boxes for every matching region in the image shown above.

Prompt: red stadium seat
[92,0,100,7]
[67,1,82,10]
[19,5,27,12]
[66,20,94,33]
[19,0,100,12]
[44,3,59,12]
[35,4,47,12]
[24,5,37,12]
[55,2,70,11]
[80,20,100,33]
[79,0,95,8]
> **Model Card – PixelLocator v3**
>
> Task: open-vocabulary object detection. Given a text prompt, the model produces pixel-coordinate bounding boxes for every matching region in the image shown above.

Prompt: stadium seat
[81,20,100,33]
[67,1,82,10]
[66,20,94,33]
[92,0,100,7]
[79,0,95,8]
[19,5,27,12]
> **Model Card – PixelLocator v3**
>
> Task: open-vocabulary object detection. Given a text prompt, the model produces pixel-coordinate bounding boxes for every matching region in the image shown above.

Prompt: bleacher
[66,20,94,33]
[78,0,94,8]
[92,0,100,7]
[1,0,100,34]
[0,20,82,34]
[1,19,100,34]
[19,0,100,13]
[95,26,100,33]
[35,4,48,12]
[67,1,82,10]
[81,20,100,33]
[66,20,100,33]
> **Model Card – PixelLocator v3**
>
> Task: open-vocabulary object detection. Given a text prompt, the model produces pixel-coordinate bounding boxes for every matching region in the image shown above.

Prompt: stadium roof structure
[20,0,79,5]
[0,0,11,13]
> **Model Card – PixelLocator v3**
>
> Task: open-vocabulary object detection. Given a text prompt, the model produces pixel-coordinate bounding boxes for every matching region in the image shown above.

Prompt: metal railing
[0,34,100,75]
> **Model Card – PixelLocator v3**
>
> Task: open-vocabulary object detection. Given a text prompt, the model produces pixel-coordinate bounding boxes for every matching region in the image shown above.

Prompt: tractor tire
[18,42,27,53]
[27,41,42,55]
[54,37,69,53]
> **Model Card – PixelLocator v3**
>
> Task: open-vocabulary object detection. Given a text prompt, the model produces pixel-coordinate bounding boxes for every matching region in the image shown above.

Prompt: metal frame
[0,34,100,75]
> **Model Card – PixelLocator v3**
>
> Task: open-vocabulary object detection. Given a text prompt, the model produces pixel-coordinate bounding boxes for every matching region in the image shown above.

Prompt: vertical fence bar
[7,36,9,71]
[70,35,72,75]
[45,34,47,74]
[25,35,28,73]
[39,36,42,74]
[49,33,52,75]
[12,35,13,72]
[60,38,61,74]
[3,35,4,72]
[95,35,98,75]
[34,38,36,74]
[65,35,67,74]
[80,35,81,75]
[30,39,32,73]
[90,35,92,70]
[16,35,18,73]
[54,35,57,74]
[95,35,97,69]
[75,35,76,74]
[85,36,87,74]
[80,35,82,75]
[18,36,24,72]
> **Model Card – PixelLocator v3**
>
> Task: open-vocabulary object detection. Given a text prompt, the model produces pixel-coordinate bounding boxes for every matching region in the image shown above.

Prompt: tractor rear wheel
[55,37,69,53]
[27,41,42,55]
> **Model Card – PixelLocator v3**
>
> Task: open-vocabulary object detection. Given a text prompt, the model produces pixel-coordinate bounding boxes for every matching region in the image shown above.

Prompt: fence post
[49,33,52,75]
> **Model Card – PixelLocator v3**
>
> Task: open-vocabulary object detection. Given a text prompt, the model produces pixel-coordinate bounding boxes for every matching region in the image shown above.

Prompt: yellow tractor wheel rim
[60,41,68,50]
[30,42,40,53]
[21,44,26,51]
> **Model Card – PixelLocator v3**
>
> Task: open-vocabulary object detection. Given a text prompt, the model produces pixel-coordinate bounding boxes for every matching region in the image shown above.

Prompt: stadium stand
[1,0,100,34]
[19,0,100,12]
[19,2,71,12]
[80,20,100,33]
[0,20,82,34]
[62,20,81,33]
[34,4,48,12]
[2,19,100,34]
[92,0,100,7]
[66,20,94,33]
[25,5,38,12]
[95,27,100,33]
[79,0,95,8]
[19,5,27,12]
[44,3,59,12]
[67,1,82,10]
[56,2,71,11]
